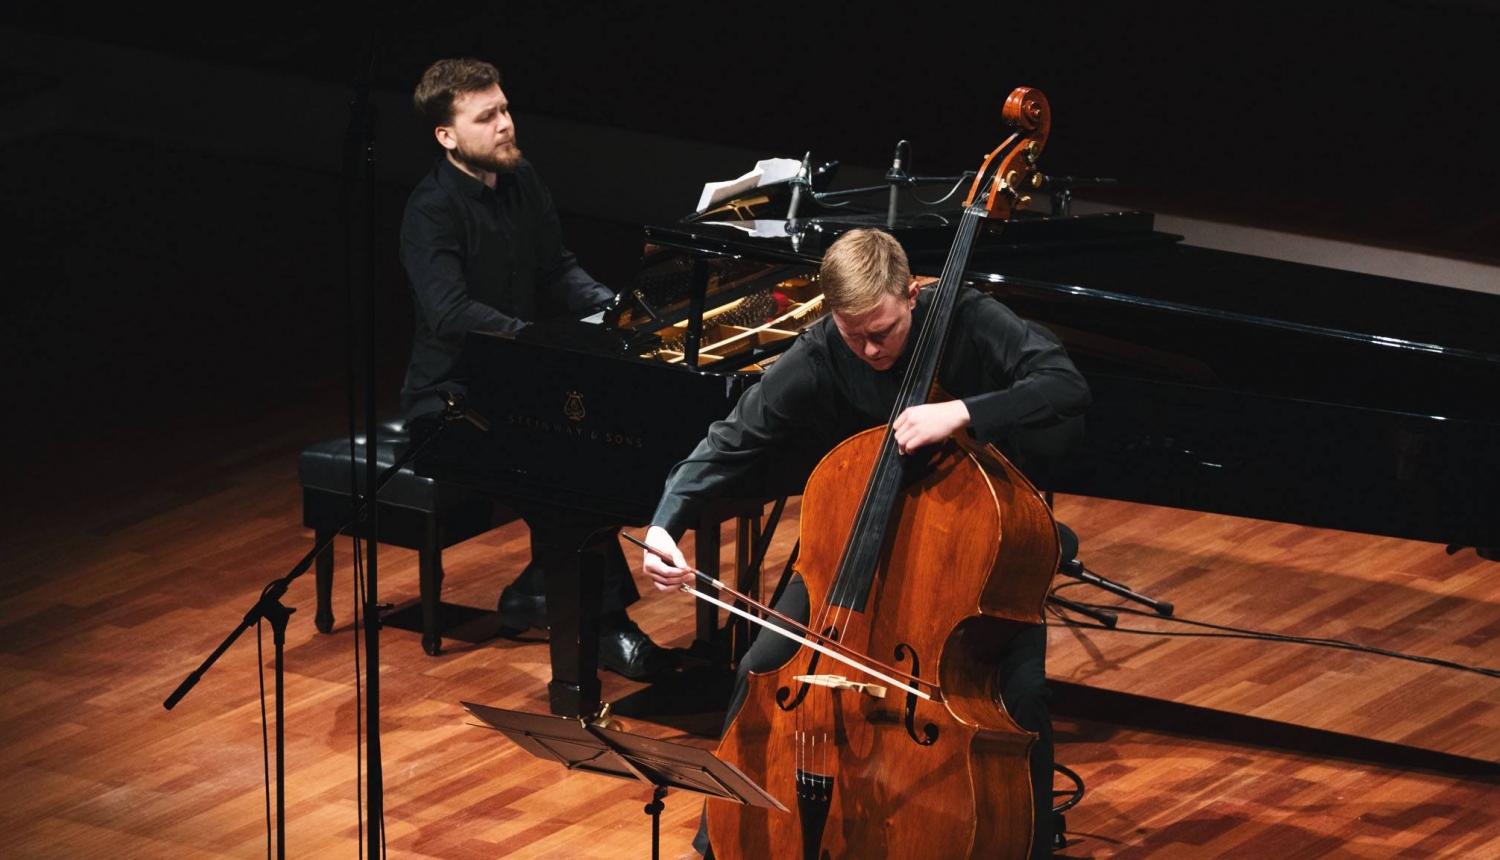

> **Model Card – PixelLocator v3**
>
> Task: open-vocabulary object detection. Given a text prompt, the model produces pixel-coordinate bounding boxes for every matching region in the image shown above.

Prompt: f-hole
[895,643,938,746]
[776,625,839,712]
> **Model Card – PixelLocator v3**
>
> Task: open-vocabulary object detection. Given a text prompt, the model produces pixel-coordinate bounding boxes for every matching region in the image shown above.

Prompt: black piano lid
[433,207,1497,549]
[654,212,1499,361]
[648,208,1170,268]
[979,243,1500,364]
[652,212,1500,424]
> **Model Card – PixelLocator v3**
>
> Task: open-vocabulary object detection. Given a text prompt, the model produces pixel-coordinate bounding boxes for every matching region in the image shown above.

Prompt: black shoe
[598,612,677,681]
[496,585,548,637]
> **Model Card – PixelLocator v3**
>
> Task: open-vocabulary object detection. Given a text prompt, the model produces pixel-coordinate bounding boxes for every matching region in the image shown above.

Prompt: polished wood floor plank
[1047,494,1500,767]
[2,408,1497,858]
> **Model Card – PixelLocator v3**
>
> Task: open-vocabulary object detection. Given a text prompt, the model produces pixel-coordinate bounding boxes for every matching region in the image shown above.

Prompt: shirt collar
[435,155,517,199]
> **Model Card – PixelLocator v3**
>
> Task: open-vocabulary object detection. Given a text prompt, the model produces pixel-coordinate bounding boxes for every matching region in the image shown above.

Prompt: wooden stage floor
[2,400,1497,859]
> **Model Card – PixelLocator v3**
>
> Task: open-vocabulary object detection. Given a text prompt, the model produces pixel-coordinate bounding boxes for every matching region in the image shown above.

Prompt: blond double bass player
[643,209,1090,858]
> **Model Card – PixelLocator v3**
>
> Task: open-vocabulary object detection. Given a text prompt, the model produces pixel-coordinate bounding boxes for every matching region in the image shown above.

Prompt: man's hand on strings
[891,400,970,455]
[641,525,695,592]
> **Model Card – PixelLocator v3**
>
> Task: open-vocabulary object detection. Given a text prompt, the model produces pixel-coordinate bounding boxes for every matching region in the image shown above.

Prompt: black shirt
[399,155,613,420]
[652,287,1091,537]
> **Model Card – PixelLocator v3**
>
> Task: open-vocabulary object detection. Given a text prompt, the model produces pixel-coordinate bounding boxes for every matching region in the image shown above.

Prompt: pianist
[640,228,1089,858]
[399,57,671,681]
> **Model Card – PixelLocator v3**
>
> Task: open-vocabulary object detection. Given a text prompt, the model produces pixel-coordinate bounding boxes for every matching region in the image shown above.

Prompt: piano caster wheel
[422,635,443,657]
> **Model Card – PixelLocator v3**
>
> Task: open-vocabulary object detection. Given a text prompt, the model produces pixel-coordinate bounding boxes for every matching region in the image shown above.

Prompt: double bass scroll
[966,87,1052,221]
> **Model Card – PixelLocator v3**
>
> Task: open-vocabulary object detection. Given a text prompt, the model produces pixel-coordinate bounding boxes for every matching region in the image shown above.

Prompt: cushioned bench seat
[298,421,512,655]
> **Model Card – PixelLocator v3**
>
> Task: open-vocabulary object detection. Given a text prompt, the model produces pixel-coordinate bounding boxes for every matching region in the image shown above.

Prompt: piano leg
[692,500,776,665]
[522,511,611,718]
[694,513,721,648]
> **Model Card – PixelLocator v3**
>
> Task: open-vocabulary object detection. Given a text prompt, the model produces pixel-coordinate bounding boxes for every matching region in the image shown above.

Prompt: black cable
[1046,594,1500,680]
[808,173,976,209]
[352,532,366,858]
[804,193,853,208]
[257,618,271,860]
[342,72,367,860]
[350,532,387,859]
[340,17,390,856]
[910,172,978,207]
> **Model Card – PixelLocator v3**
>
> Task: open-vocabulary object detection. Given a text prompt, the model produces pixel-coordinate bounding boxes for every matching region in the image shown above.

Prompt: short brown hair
[819,228,911,314]
[413,58,501,126]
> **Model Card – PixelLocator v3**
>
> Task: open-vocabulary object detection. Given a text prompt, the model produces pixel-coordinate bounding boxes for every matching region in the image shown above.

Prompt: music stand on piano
[462,702,785,860]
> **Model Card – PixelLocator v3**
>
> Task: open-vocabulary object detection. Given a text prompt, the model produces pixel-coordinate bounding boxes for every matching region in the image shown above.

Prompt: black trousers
[408,413,639,614]
[695,575,1054,859]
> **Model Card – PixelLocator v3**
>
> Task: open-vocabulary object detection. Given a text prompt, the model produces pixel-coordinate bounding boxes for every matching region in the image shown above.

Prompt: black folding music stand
[462,702,785,860]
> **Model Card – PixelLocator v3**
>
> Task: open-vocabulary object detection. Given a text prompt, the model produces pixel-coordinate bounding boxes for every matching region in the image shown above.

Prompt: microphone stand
[341,25,385,858]
[785,152,811,253]
[168,399,486,858]
[1038,175,1118,217]
[885,139,910,228]
[163,398,484,859]
[1046,556,1175,629]
[786,151,811,222]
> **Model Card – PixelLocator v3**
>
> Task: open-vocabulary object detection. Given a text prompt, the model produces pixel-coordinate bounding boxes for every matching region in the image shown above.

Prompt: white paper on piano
[713,219,790,238]
[695,157,802,213]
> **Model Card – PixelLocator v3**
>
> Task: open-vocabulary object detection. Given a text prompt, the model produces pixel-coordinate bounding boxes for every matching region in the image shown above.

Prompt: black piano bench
[298,421,512,656]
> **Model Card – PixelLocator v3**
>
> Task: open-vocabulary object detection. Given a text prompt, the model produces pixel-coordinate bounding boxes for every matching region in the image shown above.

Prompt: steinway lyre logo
[563,391,586,422]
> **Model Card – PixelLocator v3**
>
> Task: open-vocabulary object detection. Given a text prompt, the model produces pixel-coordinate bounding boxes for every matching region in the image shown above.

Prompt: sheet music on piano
[695,158,801,213]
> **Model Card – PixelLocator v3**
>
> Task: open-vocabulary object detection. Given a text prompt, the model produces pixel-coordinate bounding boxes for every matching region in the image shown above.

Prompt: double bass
[705,89,1061,860]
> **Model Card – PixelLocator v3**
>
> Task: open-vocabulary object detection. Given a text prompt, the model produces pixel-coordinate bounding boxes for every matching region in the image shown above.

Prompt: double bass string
[798,196,993,787]
[820,198,990,637]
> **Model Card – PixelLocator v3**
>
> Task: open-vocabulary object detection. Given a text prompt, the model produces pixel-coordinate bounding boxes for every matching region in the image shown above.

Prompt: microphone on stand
[885,140,909,228]
[786,151,811,221]
[1037,175,1117,217]
[437,388,491,432]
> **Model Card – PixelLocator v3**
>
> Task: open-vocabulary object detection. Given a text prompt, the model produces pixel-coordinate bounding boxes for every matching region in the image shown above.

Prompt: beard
[454,136,523,174]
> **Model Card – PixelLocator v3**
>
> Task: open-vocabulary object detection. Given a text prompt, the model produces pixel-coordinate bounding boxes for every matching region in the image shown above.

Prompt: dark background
[1,1,1495,529]
[11,1,1497,257]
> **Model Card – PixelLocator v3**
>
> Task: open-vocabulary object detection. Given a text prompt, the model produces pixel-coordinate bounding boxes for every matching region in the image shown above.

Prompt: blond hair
[413,58,501,127]
[819,228,911,315]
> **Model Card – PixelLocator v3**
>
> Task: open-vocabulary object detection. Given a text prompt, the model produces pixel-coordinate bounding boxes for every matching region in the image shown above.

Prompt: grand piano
[421,169,1500,718]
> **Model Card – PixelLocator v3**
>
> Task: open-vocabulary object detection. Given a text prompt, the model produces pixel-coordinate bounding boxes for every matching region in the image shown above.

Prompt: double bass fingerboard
[828,200,993,612]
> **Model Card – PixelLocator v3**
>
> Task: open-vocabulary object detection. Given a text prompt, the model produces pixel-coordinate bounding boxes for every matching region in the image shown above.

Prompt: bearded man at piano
[398,57,673,680]
[641,228,1090,858]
